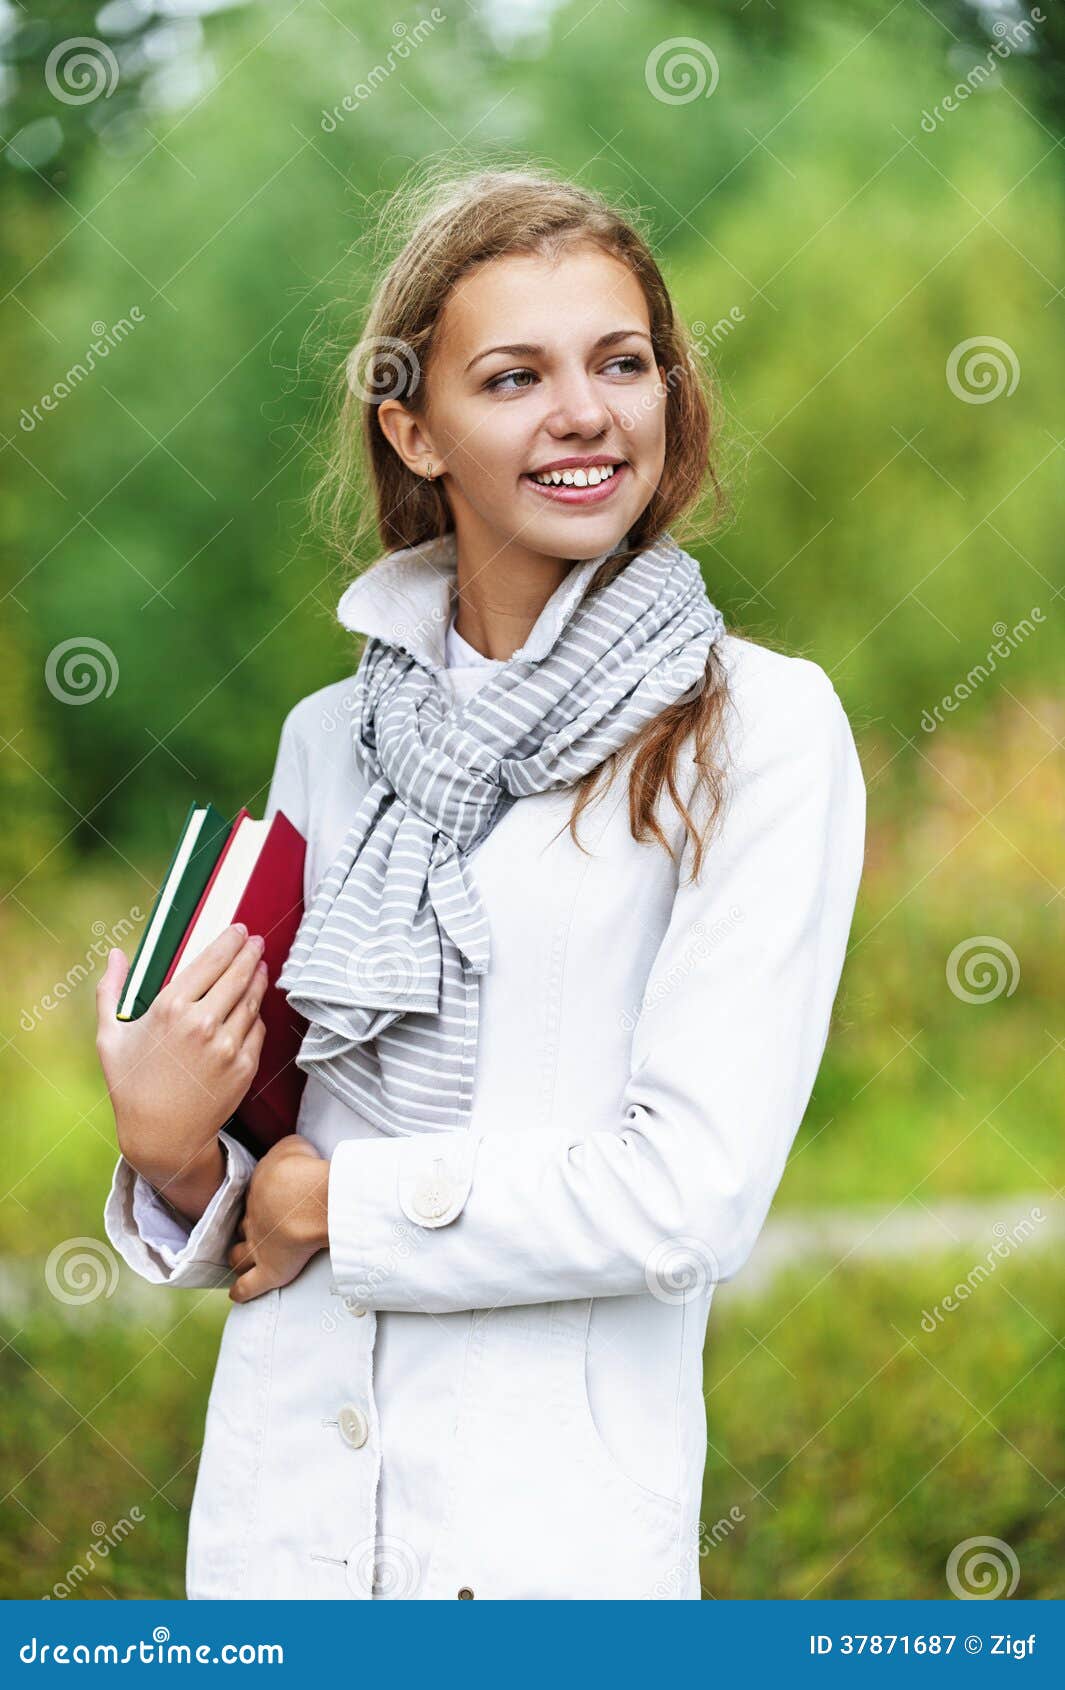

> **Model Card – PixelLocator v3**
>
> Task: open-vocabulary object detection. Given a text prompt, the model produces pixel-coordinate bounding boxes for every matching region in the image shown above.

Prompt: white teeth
[530,463,618,486]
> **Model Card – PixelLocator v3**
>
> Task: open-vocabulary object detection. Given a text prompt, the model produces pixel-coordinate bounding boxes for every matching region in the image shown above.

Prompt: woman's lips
[522,462,628,505]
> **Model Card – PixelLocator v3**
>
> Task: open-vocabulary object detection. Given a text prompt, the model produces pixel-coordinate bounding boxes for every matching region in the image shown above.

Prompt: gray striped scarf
[277,532,725,1135]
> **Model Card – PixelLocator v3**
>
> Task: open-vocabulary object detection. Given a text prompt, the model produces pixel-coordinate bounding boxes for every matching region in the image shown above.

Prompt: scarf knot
[369,682,506,854]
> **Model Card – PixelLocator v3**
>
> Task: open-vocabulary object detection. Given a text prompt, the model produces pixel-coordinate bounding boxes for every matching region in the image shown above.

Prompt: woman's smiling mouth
[522,458,628,505]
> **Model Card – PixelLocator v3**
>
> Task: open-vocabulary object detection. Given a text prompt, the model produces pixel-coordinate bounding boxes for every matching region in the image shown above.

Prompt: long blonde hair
[312,165,736,882]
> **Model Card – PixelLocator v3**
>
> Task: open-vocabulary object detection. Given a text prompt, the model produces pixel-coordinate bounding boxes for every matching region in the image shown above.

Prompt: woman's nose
[543,374,612,439]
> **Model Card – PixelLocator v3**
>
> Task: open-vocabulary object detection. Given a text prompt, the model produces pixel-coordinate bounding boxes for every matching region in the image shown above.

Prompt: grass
[1,1295,224,1600]
[701,1254,1064,1599]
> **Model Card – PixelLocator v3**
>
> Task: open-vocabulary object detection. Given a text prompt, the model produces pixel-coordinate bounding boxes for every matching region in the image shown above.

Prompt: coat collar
[336,530,631,671]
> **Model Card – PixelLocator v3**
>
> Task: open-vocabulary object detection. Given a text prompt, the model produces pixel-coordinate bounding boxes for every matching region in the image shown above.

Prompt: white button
[337,1403,368,1448]
[344,1297,367,1317]
[411,1178,453,1219]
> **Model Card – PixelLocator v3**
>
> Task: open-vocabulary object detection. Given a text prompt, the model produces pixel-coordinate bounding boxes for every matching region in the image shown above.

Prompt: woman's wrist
[294,1159,330,1251]
[132,1136,227,1226]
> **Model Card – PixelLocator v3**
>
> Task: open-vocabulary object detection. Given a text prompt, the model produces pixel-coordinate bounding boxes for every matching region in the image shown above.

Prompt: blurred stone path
[724,1190,1065,1300]
[2,1192,1062,1320]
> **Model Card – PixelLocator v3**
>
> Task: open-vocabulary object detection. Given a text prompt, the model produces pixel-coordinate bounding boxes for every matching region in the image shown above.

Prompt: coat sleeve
[102,704,309,1289]
[326,665,867,1314]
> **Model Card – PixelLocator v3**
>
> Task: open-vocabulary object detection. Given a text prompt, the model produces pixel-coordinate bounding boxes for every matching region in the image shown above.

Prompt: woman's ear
[377,399,440,478]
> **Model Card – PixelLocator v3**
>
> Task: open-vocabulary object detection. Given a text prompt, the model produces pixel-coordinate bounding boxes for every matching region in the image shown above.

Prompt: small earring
[424,460,434,480]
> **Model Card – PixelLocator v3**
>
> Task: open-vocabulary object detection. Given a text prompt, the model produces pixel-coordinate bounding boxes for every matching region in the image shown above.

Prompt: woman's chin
[517,503,639,562]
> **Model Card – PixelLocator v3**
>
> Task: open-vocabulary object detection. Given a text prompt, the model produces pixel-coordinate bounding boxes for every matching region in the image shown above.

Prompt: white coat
[103,539,866,1600]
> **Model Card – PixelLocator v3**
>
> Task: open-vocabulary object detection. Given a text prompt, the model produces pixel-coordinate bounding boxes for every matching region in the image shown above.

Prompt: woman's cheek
[613,388,662,443]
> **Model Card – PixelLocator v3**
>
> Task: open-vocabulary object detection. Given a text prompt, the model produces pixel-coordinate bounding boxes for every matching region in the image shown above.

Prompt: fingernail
[233,922,248,937]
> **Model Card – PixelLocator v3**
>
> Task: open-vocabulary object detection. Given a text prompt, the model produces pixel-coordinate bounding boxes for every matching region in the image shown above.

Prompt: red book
[162,807,308,1154]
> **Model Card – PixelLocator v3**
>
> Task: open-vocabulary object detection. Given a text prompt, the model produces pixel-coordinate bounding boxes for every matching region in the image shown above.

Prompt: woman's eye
[604,353,648,377]
[485,368,538,393]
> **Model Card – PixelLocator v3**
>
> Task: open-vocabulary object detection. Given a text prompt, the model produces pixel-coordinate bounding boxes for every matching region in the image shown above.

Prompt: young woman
[96,168,866,1601]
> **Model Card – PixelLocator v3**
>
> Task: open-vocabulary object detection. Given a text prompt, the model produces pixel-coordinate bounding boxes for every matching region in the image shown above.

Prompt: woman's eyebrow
[465,328,653,373]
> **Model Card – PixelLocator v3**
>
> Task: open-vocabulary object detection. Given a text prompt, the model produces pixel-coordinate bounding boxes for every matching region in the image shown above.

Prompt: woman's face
[384,243,668,563]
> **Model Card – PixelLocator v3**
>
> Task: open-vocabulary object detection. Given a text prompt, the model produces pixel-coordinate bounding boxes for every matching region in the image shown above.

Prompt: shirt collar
[336,530,631,671]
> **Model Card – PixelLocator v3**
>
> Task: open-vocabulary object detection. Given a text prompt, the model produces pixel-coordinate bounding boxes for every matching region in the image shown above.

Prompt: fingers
[222,956,270,1042]
[227,1235,254,1275]
[237,1012,267,1075]
[228,1267,266,1303]
[227,1233,273,1302]
[165,924,257,1010]
[199,932,268,1026]
[226,1232,261,1303]
[95,948,129,1030]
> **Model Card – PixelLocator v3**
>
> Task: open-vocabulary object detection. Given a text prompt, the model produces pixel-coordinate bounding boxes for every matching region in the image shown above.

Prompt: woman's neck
[451,526,573,662]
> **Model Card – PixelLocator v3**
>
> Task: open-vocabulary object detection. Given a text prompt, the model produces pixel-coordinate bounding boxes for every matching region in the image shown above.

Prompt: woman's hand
[95,925,270,1221]
[227,1135,329,1303]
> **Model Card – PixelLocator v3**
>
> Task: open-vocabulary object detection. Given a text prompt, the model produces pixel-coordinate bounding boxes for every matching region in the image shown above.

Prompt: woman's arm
[101,704,309,1289]
[325,665,866,1315]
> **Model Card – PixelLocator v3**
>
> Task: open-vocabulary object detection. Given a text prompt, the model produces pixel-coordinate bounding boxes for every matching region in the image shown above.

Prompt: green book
[116,801,233,1021]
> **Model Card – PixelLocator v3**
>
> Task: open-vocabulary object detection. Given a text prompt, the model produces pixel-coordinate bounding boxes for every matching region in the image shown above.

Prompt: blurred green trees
[3,0,1062,871]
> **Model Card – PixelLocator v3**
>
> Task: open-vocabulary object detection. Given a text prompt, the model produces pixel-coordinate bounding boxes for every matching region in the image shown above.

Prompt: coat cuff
[103,1127,257,1289]
[327,1132,477,1307]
